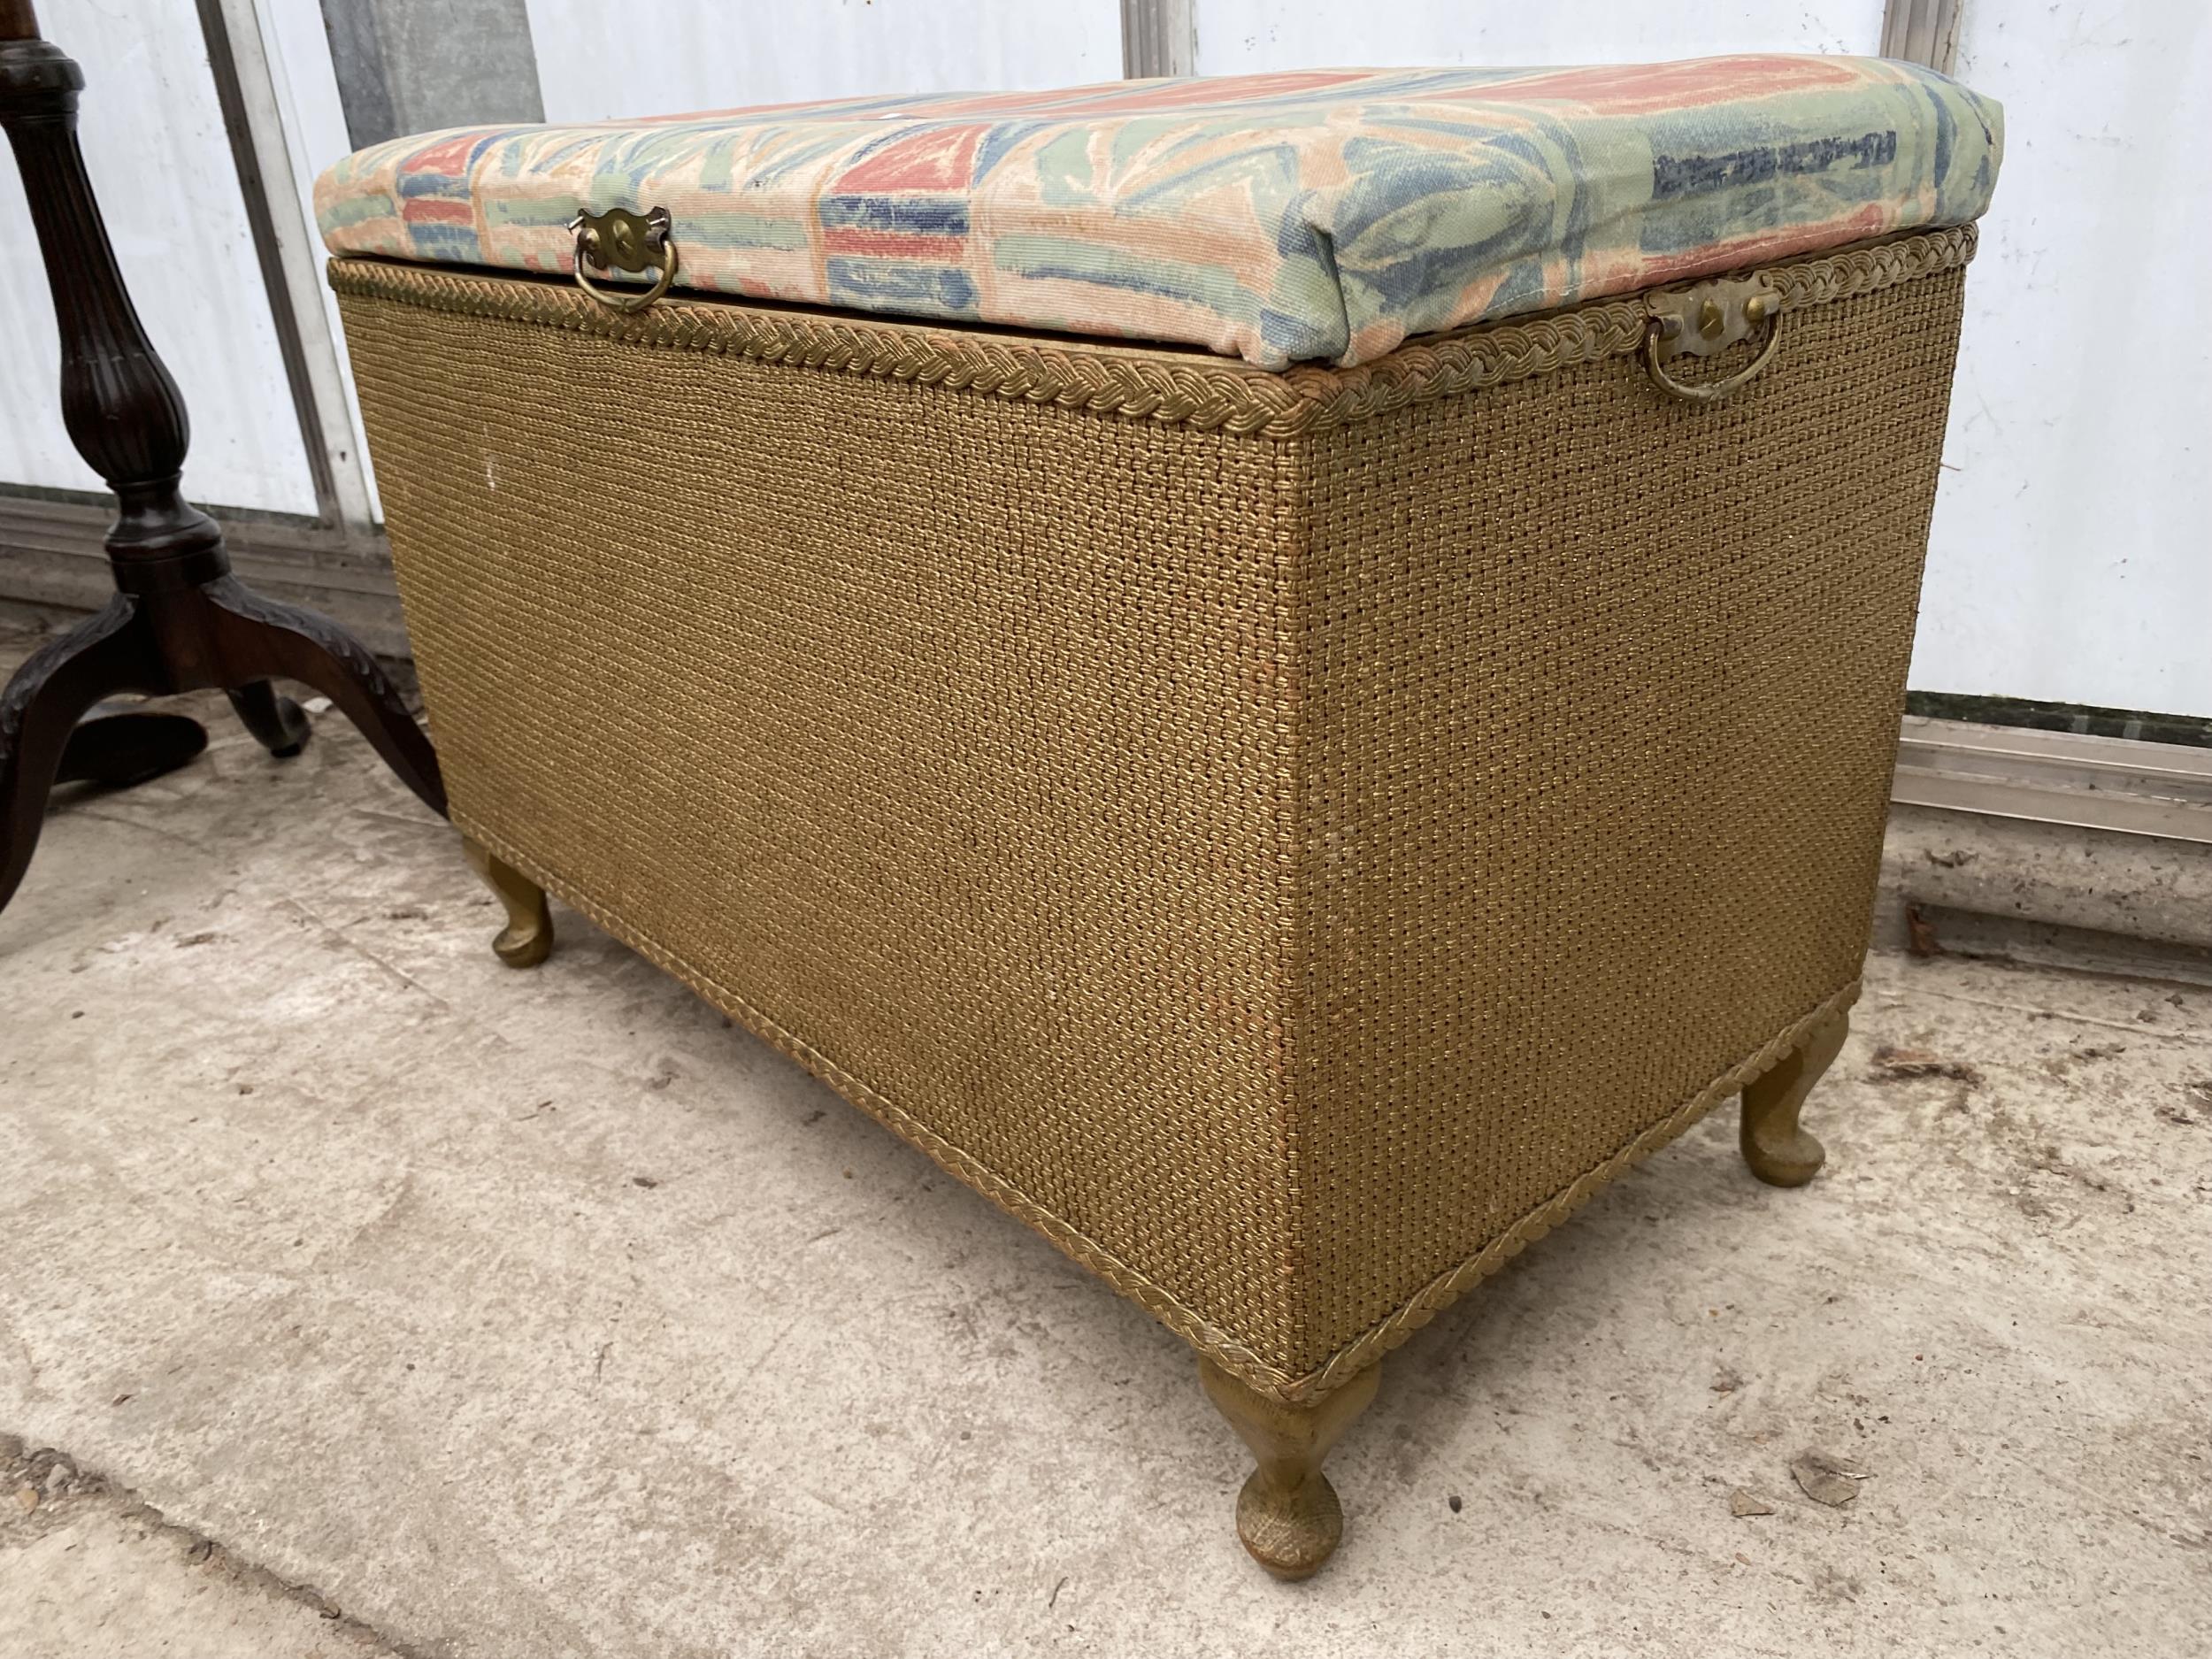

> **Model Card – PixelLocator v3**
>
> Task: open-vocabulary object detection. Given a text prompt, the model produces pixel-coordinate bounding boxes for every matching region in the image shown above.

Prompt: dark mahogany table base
[0,3,443,916]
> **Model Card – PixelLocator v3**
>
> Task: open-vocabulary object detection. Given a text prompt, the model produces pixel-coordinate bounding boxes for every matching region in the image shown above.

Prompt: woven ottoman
[318,55,2001,1577]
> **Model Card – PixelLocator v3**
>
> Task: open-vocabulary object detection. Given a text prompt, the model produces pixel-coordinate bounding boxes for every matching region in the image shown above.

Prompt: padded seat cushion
[315,54,2001,368]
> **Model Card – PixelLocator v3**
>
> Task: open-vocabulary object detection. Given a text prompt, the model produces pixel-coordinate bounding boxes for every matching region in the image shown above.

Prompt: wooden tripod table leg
[225,680,311,758]
[0,598,150,911]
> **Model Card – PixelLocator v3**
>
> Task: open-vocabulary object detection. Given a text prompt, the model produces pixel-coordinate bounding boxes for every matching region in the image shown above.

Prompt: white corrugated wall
[0,1,317,515]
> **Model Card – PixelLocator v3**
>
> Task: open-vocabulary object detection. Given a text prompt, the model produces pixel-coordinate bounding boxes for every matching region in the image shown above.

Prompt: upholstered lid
[315,56,2001,369]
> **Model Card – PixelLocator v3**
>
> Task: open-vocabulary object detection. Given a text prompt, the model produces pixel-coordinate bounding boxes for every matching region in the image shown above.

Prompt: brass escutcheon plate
[1643,273,1783,403]
[568,205,678,313]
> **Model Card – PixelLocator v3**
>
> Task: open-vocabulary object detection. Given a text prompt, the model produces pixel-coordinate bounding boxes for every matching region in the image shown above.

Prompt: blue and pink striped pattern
[316,56,2001,368]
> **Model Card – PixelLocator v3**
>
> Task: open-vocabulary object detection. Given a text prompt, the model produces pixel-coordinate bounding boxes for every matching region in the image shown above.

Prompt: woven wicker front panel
[338,291,1307,1362]
[1290,269,1966,1378]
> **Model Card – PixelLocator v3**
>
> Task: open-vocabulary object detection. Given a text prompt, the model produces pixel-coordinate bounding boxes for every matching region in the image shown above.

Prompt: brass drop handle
[1643,276,1783,404]
[568,205,678,313]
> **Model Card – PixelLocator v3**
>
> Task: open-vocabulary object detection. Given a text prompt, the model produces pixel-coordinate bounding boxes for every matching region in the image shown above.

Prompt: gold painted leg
[460,836,552,969]
[1199,1357,1379,1581]
[1740,1011,1848,1187]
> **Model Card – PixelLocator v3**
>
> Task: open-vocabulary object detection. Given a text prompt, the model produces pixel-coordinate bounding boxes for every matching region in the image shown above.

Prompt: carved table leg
[1199,1357,1379,1580]
[1740,1011,1849,1187]
[461,836,552,968]
[0,597,154,911]
[226,679,311,758]
[202,580,441,812]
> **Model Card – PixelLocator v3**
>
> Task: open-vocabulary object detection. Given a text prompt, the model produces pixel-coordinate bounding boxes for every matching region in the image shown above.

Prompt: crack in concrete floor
[0,1432,402,1658]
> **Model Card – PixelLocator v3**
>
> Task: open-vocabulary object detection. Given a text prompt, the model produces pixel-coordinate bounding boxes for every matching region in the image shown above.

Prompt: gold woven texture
[334,231,1970,1402]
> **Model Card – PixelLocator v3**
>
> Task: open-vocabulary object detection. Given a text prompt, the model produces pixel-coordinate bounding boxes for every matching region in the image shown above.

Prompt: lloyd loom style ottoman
[317,56,2001,1576]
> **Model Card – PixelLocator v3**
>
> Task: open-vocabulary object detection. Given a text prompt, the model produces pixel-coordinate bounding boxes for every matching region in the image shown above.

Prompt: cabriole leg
[1199,1357,1379,1581]
[461,835,552,968]
[1740,1011,1849,1187]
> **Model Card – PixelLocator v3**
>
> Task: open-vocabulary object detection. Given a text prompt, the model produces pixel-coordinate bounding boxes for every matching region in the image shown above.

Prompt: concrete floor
[2,623,2208,1658]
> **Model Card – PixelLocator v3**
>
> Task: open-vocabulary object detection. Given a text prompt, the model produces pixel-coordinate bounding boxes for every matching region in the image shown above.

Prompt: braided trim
[1281,224,1976,432]
[333,262,1304,437]
[331,224,1974,439]
[456,810,1858,1405]
[1768,226,1978,309]
[1277,980,1863,1401]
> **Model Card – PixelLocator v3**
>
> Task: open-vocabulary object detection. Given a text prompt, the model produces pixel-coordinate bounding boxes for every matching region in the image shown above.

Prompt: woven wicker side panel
[1289,270,1968,1378]
[336,292,1308,1363]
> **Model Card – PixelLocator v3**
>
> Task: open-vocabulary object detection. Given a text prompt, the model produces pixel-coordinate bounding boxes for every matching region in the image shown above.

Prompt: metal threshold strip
[1893,716,2212,846]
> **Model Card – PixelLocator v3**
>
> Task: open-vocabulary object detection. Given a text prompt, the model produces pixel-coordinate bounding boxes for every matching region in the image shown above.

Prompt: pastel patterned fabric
[315,55,2001,369]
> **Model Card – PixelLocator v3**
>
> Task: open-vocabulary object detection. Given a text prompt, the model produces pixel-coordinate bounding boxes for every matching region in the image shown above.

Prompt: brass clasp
[568,205,678,313]
[1643,273,1782,403]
